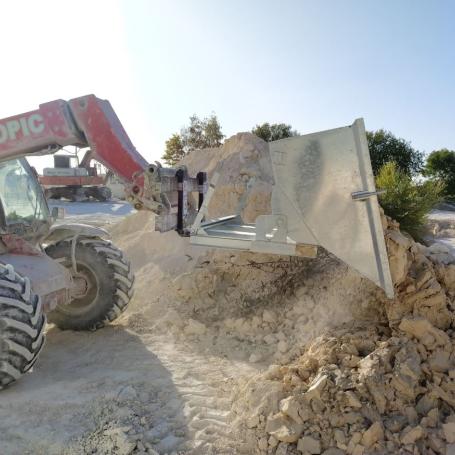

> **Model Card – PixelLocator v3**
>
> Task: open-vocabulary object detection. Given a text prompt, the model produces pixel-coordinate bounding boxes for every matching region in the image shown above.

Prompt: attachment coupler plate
[190,119,394,298]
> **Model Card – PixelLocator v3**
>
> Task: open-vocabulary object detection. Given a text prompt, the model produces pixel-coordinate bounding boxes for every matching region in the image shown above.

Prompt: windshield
[0,158,49,228]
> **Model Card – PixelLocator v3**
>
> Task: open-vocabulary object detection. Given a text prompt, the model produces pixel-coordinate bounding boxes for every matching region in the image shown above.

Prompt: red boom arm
[0,95,206,232]
[0,95,148,182]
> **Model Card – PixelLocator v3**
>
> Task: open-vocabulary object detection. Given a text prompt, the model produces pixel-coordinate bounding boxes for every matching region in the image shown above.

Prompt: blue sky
[1,0,454,167]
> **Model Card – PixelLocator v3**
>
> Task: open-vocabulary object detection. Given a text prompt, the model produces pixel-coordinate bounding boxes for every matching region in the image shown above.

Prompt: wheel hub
[71,271,93,299]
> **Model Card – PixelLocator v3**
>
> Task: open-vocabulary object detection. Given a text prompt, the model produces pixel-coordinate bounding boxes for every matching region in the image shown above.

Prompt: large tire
[45,238,134,331]
[0,264,46,389]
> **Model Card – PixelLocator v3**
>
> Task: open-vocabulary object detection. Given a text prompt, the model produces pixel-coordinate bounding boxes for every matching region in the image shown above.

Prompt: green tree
[202,114,224,148]
[162,133,185,166]
[181,115,205,151]
[181,114,224,152]
[367,129,423,177]
[424,148,455,201]
[252,123,298,142]
[376,162,443,239]
[163,114,224,165]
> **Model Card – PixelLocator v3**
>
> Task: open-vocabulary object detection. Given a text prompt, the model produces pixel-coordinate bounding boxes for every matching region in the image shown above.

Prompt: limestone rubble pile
[231,215,455,455]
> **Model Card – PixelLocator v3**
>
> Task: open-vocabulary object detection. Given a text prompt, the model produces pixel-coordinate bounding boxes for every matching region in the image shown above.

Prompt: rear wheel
[94,187,112,202]
[0,264,46,389]
[86,186,112,202]
[45,238,134,330]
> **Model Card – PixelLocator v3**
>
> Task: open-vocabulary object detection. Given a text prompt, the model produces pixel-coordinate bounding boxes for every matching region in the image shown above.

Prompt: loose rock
[297,436,321,454]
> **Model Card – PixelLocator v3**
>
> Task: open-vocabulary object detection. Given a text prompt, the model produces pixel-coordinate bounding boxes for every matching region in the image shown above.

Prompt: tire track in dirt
[148,336,255,454]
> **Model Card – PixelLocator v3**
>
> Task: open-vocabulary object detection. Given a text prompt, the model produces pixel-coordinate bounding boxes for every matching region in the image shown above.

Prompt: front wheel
[45,238,134,331]
[0,264,46,388]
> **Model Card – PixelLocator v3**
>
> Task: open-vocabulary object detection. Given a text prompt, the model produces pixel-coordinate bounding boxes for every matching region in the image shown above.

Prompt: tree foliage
[180,113,224,152]
[162,134,185,166]
[424,148,455,201]
[376,162,444,239]
[200,115,224,148]
[162,114,224,166]
[251,123,298,142]
[367,129,424,177]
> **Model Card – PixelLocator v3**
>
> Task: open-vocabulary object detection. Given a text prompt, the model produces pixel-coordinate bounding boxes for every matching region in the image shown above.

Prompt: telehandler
[0,95,392,388]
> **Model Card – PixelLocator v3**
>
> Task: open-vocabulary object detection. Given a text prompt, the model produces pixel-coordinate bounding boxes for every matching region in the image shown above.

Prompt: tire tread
[45,238,134,330]
[0,264,46,388]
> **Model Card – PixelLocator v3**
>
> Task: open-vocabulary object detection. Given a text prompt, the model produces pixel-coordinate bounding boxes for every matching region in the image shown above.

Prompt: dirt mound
[182,132,273,222]
[113,135,380,367]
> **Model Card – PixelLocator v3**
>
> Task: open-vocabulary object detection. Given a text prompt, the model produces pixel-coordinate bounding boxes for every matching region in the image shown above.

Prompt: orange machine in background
[38,150,112,201]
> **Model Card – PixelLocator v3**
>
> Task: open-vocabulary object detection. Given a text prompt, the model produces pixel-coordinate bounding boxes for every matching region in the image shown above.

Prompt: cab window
[0,159,48,226]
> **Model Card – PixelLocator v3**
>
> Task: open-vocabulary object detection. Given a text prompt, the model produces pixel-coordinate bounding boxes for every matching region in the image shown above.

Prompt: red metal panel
[0,100,83,160]
[0,234,42,256]
[68,95,148,182]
